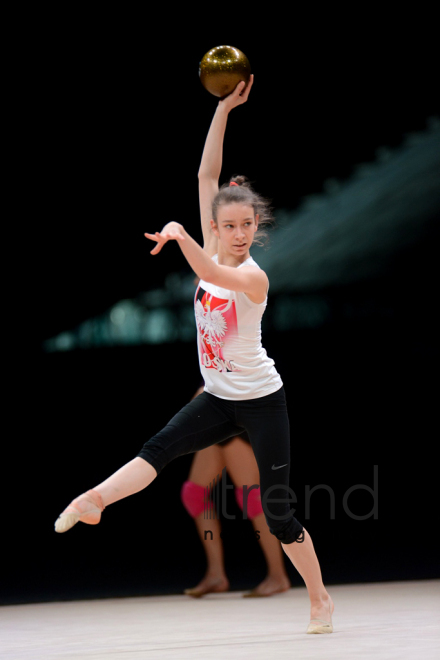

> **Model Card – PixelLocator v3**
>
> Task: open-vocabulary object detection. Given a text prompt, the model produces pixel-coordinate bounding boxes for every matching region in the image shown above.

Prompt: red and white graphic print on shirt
[195,284,240,373]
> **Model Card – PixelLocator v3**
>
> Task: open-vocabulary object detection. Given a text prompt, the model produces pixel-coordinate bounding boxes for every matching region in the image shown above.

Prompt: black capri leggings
[138,386,303,544]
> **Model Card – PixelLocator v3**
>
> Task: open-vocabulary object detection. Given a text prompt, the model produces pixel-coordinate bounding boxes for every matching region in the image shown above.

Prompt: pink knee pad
[235,486,263,520]
[181,481,212,518]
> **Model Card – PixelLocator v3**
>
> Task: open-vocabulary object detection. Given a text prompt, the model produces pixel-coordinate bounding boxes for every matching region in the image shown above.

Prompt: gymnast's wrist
[163,221,183,233]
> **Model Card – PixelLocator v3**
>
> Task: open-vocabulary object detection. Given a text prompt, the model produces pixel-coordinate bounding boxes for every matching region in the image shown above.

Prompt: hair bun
[229,175,249,187]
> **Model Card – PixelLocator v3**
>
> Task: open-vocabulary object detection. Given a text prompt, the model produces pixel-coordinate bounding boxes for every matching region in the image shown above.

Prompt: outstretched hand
[144,222,185,255]
[219,74,254,112]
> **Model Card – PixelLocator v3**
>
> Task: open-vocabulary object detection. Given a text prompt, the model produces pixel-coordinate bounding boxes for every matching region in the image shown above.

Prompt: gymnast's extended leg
[55,392,242,532]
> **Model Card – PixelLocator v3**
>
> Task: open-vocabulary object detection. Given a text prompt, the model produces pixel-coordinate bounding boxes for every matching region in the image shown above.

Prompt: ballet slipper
[306,618,333,634]
[54,489,104,533]
[306,602,333,634]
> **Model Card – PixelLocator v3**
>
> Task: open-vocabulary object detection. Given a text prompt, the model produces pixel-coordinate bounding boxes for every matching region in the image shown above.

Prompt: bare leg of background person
[184,446,229,596]
[223,438,291,596]
[247,513,291,596]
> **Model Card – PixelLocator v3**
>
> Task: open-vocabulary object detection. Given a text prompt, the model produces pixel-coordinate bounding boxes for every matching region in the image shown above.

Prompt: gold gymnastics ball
[199,45,251,98]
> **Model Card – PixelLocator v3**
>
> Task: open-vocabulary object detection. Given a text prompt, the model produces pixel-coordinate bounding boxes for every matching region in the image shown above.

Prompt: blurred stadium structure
[43,117,440,352]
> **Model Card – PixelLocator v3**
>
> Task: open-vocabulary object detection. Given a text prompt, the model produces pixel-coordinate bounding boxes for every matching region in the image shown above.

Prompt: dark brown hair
[212,176,274,247]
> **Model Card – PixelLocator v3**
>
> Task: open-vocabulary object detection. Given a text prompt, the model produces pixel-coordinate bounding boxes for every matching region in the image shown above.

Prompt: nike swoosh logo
[272,464,288,470]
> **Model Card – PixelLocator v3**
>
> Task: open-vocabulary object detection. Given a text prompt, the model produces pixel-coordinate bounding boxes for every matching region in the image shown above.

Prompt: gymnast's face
[212,203,258,256]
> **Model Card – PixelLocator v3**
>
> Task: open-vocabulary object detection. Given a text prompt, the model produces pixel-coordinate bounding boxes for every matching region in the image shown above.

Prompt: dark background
[9,12,438,604]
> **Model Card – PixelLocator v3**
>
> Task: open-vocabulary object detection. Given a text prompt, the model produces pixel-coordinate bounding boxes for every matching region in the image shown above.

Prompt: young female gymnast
[181,387,291,598]
[55,75,334,634]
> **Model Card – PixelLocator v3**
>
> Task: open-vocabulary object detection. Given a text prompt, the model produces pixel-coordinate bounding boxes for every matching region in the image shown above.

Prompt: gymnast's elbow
[197,262,218,285]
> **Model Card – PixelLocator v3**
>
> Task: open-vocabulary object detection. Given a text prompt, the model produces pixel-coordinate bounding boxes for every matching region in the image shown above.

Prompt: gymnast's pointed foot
[55,489,105,533]
[307,596,334,634]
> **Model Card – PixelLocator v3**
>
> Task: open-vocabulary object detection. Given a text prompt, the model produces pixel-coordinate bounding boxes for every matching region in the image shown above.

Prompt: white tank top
[194,254,283,400]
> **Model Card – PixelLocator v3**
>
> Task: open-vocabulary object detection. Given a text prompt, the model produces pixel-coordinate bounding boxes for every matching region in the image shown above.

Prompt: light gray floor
[1,580,439,659]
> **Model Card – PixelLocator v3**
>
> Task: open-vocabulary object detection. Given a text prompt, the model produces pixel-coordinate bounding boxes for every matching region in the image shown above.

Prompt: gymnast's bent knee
[269,515,305,544]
